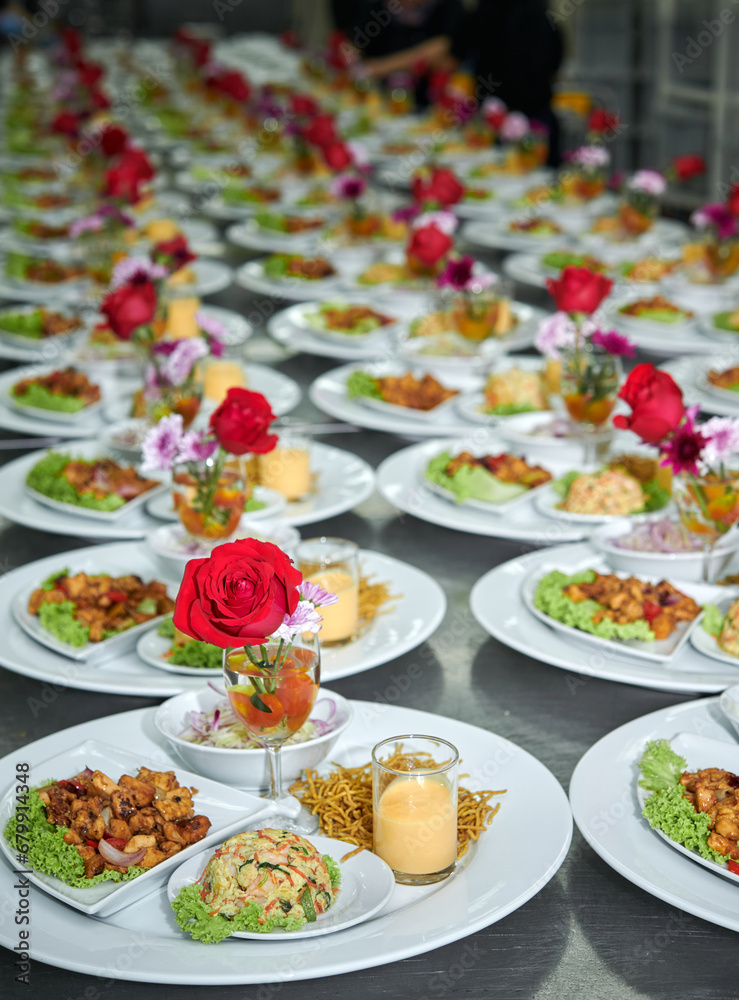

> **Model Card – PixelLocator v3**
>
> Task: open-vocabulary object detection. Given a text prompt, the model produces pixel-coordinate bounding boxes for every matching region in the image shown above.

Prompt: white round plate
[661,356,739,417]
[470,540,739,692]
[462,219,573,253]
[0,271,91,302]
[145,484,287,522]
[0,700,571,983]
[268,312,395,362]
[236,258,342,301]
[0,303,92,362]
[606,304,702,356]
[532,482,673,525]
[282,298,402,340]
[167,834,395,939]
[226,218,325,254]
[144,518,301,575]
[140,548,445,679]
[309,361,485,437]
[569,696,739,932]
[689,610,739,668]
[165,258,232,297]
[136,626,221,676]
[0,439,374,538]
[376,434,585,542]
[502,251,549,288]
[0,364,114,438]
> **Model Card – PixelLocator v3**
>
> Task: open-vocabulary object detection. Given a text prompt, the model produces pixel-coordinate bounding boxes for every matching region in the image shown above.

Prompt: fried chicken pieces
[445,451,552,488]
[564,573,701,640]
[39,766,211,878]
[680,768,739,860]
[376,373,457,410]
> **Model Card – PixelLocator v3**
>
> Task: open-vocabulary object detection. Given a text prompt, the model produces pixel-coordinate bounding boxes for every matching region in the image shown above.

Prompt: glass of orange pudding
[201,358,247,406]
[372,735,459,886]
[296,537,359,646]
[257,420,312,502]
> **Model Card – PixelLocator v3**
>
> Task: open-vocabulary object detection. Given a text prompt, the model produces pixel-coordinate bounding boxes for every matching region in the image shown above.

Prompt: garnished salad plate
[569,697,739,931]
[689,598,739,668]
[470,541,739,692]
[236,257,342,300]
[280,298,402,344]
[167,835,396,939]
[0,700,572,983]
[0,366,115,438]
[660,356,739,417]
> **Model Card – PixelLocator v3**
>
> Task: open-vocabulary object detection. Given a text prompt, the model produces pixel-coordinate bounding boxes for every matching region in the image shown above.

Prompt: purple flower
[151,340,179,357]
[529,120,550,137]
[535,312,577,359]
[500,112,530,142]
[392,204,419,224]
[591,329,636,357]
[178,430,217,463]
[660,410,707,476]
[299,580,338,607]
[140,414,185,473]
[195,310,227,356]
[412,209,458,234]
[699,416,739,470]
[437,255,475,290]
[111,256,167,289]
[329,173,367,200]
[143,363,161,402]
[567,145,610,169]
[69,214,104,238]
[629,169,666,196]
[161,338,209,386]
[691,203,738,241]
[482,97,507,118]
[273,600,324,641]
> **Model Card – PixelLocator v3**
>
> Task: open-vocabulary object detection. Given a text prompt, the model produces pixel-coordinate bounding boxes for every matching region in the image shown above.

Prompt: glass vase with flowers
[172,537,336,832]
[436,255,514,342]
[686,200,739,283]
[614,363,739,581]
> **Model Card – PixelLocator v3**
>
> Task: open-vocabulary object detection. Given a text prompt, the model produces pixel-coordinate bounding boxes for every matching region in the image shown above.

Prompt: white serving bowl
[154,685,353,790]
[590,517,739,583]
[720,683,739,739]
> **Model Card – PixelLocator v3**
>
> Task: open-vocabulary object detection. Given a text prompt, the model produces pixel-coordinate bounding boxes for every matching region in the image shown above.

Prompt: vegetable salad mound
[172,829,341,943]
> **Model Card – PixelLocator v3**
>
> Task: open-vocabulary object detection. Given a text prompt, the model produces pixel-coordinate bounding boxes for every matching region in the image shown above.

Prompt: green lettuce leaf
[534,569,655,642]
[424,452,527,505]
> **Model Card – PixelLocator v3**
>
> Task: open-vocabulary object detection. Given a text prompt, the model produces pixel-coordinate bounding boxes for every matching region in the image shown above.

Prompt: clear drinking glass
[257,419,313,502]
[296,537,359,645]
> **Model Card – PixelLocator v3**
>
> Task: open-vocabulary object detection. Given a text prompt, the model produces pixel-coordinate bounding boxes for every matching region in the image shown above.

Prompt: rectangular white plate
[0,739,270,917]
[522,557,721,663]
[25,459,165,522]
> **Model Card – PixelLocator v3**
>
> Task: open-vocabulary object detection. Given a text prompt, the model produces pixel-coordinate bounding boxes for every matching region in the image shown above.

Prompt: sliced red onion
[614,519,704,553]
[97,839,146,868]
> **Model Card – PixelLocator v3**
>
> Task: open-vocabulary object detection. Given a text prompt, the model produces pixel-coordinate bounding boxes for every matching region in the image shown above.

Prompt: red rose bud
[173,538,303,648]
[90,88,111,111]
[51,111,80,138]
[290,93,320,117]
[672,154,706,182]
[76,60,104,88]
[216,70,251,103]
[546,265,613,314]
[612,363,685,444]
[302,114,338,148]
[411,167,465,207]
[209,388,278,456]
[322,141,353,172]
[104,147,155,203]
[100,124,129,158]
[100,282,158,340]
[727,184,739,217]
[152,235,196,273]
[406,224,455,268]
[60,26,83,55]
[587,107,620,134]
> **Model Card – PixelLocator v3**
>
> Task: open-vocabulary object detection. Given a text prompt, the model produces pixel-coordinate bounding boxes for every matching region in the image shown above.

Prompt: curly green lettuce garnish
[346,371,382,400]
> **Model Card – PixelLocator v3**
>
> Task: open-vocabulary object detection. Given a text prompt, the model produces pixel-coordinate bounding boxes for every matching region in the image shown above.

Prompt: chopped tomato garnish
[727,860,739,875]
[642,601,662,623]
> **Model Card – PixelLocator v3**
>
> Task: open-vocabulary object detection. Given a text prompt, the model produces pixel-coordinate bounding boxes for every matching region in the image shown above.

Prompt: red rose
[406,224,454,268]
[60,27,83,56]
[322,141,353,171]
[728,184,739,217]
[76,60,104,88]
[672,154,706,182]
[51,111,80,138]
[290,94,319,117]
[612,364,685,444]
[152,235,196,273]
[302,114,337,148]
[546,266,613,314]
[100,281,157,340]
[104,147,154,203]
[90,88,111,111]
[588,108,620,134]
[100,125,129,158]
[411,167,465,208]
[173,538,303,648]
[216,70,251,103]
[210,388,278,456]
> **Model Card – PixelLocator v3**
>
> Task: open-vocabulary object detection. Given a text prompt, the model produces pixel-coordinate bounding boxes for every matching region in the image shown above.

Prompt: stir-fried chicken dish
[59,458,160,502]
[277,215,325,233]
[563,573,701,640]
[14,368,101,407]
[374,372,457,410]
[619,295,692,319]
[322,305,394,331]
[38,310,83,336]
[22,258,85,284]
[29,571,175,642]
[708,365,739,390]
[680,768,739,860]
[508,216,562,234]
[38,766,211,877]
[444,451,552,488]
[284,256,336,279]
[20,222,70,240]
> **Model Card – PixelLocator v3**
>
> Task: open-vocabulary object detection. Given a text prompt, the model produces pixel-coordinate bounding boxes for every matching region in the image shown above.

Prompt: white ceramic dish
[284,298,401,342]
[521,555,717,664]
[0,700,572,983]
[463,218,572,252]
[0,738,270,917]
[154,687,353,786]
[533,481,673,526]
[689,601,739,668]
[268,312,395,362]
[163,257,233,297]
[145,484,286,523]
[144,518,300,571]
[236,258,342,301]
[470,540,739,691]
[167,833,395,939]
[226,217,325,253]
[424,468,550,515]
[569,697,739,932]
[660,357,739,417]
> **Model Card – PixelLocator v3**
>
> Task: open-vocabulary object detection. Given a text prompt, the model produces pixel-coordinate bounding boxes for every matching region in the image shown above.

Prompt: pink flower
[329,174,367,200]
[691,203,738,241]
[699,416,739,470]
[299,580,338,607]
[659,410,707,476]
[161,338,209,386]
[111,256,167,289]
[482,97,507,129]
[535,312,577,359]
[273,600,324,641]
[195,310,227,356]
[629,169,666,196]
[437,255,474,290]
[412,210,458,235]
[500,112,530,142]
[178,430,217,463]
[590,329,636,357]
[567,145,610,169]
[140,414,185,472]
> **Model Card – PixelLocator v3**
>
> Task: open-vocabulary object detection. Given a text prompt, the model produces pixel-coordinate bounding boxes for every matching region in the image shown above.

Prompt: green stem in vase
[193,446,226,523]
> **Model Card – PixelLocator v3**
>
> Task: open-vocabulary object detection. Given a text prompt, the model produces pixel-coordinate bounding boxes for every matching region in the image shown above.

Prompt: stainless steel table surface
[0,246,734,1000]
